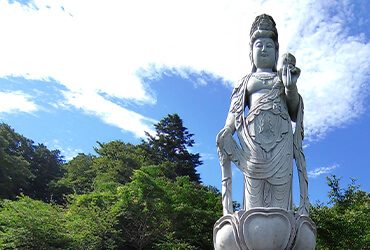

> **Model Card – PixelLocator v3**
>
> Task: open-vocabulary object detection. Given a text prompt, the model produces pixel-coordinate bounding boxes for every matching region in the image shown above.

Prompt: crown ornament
[250,14,278,40]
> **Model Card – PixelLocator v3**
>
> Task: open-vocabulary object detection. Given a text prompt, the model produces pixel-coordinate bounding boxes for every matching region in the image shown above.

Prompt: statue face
[252,38,276,70]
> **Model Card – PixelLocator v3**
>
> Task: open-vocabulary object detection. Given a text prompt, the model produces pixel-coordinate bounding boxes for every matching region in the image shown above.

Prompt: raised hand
[279,53,300,91]
[282,64,301,90]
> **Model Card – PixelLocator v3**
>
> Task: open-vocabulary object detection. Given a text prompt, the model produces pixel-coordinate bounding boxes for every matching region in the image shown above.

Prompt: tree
[57,153,96,195]
[63,169,222,250]
[142,114,201,183]
[0,123,65,203]
[311,175,370,249]
[23,144,65,203]
[0,195,74,249]
[65,191,121,249]
[0,123,33,200]
[0,119,223,249]
[157,176,222,249]
[114,170,173,249]
[92,141,145,188]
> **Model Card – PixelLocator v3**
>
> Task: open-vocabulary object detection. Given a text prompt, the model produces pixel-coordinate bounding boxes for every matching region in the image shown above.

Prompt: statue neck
[256,68,274,73]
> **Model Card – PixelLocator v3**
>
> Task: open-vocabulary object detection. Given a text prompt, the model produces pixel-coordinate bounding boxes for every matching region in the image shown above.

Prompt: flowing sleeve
[293,95,310,216]
[230,74,250,131]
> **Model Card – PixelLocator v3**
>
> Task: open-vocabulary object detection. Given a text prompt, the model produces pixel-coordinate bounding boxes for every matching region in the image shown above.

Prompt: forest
[0,114,369,249]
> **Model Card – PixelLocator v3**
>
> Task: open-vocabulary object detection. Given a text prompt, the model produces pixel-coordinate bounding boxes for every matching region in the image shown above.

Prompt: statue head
[249,14,279,72]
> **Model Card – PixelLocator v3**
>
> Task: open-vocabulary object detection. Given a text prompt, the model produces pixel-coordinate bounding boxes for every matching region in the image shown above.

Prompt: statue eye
[255,42,263,47]
[267,43,274,48]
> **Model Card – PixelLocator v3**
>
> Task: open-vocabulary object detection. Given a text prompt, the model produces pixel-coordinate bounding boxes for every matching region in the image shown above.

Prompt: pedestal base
[213,208,316,250]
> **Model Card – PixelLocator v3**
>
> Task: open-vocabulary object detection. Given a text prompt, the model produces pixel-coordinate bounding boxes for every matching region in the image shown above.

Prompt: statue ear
[274,50,279,71]
[249,51,256,72]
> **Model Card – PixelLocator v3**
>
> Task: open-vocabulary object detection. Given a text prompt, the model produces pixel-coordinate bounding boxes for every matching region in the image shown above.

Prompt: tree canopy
[0,123,64,202]
[142,113,201,183]
[0,115,222,249]
[310,175,370,249]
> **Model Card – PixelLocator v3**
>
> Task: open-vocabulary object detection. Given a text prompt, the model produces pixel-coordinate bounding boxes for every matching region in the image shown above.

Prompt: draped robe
[222,74,308,213]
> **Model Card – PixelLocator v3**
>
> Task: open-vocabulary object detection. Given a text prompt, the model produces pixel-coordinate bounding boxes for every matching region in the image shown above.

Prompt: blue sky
[0,0,369,206]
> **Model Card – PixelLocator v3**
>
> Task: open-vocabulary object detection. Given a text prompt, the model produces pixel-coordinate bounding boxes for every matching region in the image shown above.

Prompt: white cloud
[308,164,339,179]
[0,91,38,114]
[63,90,156,138]
[0,0,368,140]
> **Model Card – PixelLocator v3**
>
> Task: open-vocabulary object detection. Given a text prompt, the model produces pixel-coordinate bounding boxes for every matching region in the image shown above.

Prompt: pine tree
[142,114,201,183]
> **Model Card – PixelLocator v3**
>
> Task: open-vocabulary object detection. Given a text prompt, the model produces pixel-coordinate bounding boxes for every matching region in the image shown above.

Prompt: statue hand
[217,128,233,168]
[282,64,301,90]
[216,127,232,149]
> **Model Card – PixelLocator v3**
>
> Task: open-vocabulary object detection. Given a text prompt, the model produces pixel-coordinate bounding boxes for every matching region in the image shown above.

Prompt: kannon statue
[214,14,315,250]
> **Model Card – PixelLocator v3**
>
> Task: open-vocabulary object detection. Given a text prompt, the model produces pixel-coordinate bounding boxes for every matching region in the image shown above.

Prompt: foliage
[57,153,96,195]
[113,170,173,249]
[160,177,222,249]
[24,144,65,203]
[64,170,221,250]
[311,175,370,249]
[2,117,370,250]
[0,123,64,203]
[142,113,201,183]
[0,195,74,249]
[65,191,120,249]
[93,141,146,188]
[0,116,223,249]
[0,124,33,200]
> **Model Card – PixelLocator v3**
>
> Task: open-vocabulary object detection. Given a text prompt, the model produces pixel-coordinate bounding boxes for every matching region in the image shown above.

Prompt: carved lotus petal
[243,213,291,250]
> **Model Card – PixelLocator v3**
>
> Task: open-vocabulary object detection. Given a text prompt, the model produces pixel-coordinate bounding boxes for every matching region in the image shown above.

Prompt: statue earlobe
[273,50,279,72]
[250,50,256,73]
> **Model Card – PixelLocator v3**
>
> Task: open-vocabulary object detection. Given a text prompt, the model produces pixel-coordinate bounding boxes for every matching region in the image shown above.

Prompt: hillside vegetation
[0,114,368,249]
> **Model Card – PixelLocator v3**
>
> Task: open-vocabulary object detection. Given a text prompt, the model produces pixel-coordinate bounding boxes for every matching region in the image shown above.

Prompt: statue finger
[287,67,292,85]
[282,65,289,85]
[282,65,287,76]
[292,67,301,77]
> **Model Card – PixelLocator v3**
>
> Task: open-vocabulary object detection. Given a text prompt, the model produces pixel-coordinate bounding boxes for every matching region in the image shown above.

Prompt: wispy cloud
[0,0,368,140]
[308,164,339,179]
[232,165,243,178]
[46,139,83,161]
[0,91,38,114]
[63,91,156,138]
[200,153,216,161]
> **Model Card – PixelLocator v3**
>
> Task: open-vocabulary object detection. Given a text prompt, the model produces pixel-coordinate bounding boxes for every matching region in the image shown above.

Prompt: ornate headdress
[250,14,278,40]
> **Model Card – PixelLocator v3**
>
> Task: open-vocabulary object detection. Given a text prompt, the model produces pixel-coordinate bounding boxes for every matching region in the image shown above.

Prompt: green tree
[92,141,146,188]
[142,114,201,183]
[0,195,74,249]
[65,191,121,249]
[0,123,65,203]
[0,123,33,200]
[0,118,223,249]
[114,170,173,249]
[23,144,65,203]
[63,168,222,250]
[57,153,96,195]
[311,175,370,249]
[158,176,222,249]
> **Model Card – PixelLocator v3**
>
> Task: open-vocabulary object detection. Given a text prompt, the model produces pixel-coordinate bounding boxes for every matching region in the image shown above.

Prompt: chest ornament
[252,73,278,85]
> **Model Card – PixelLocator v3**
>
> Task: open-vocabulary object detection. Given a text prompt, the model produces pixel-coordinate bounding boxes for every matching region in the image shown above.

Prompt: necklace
[252,73,277,85]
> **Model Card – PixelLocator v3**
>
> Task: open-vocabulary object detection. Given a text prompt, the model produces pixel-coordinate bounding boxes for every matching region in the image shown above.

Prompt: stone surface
[213,208,316,250]
[214,14,316,249]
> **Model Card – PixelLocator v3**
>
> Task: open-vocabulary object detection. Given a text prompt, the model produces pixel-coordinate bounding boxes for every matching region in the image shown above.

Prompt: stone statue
[214,14,316,250]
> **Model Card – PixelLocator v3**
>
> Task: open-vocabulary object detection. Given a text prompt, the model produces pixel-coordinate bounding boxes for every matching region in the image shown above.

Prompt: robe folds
[225,74,307,212]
